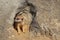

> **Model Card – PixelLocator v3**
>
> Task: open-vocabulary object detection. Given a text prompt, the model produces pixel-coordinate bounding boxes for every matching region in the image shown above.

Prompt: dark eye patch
[21,18,23,20]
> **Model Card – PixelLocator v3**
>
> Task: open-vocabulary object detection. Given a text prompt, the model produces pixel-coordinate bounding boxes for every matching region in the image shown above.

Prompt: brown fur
[13,7,32,34]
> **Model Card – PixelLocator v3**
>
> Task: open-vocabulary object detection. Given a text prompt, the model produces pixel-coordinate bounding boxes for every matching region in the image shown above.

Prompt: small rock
[11,35,15,37]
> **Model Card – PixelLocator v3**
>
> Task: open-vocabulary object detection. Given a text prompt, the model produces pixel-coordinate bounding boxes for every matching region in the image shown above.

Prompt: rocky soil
[0,0,60,40]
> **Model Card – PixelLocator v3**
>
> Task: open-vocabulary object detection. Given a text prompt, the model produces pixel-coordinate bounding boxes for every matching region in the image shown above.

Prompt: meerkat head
[14,13,24,23]
[14,9,32,25]
[14,16,23,22]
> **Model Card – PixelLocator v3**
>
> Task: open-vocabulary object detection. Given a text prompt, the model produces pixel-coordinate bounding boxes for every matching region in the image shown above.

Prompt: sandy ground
[0,0,60,40]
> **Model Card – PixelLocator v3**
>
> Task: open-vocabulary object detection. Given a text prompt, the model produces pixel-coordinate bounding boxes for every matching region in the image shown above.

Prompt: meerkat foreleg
[23,25,29,33]
[17,24,22,34]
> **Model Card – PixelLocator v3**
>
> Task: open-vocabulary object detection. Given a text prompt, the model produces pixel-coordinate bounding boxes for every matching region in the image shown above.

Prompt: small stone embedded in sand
[11,35,15,37]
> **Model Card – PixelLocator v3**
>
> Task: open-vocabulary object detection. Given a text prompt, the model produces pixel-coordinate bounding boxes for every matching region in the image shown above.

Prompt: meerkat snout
[14,15,24,23]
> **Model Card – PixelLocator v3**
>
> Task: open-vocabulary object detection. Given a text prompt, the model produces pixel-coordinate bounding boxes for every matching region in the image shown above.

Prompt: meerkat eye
[21,18,23,20]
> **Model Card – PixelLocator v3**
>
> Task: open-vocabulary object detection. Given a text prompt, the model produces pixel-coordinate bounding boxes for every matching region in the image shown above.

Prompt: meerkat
[13,0,37,34]
[13,6,32,34]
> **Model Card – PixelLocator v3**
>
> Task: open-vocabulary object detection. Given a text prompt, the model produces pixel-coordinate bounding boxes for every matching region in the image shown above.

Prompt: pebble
[12,35,15,37]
